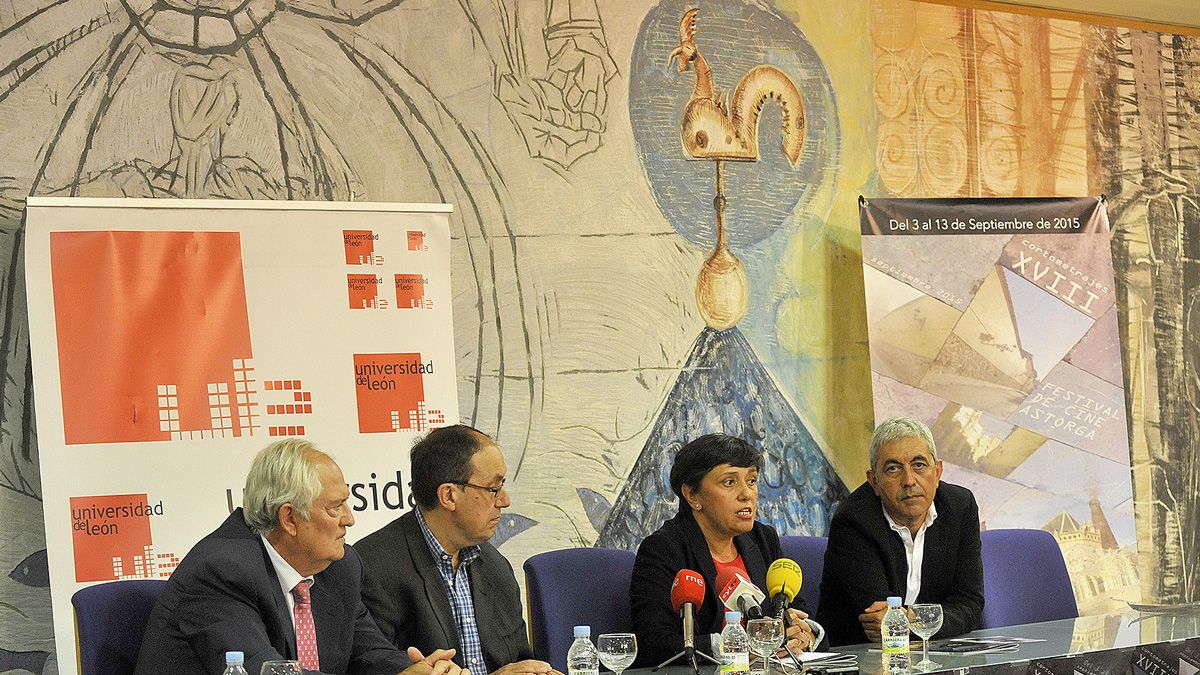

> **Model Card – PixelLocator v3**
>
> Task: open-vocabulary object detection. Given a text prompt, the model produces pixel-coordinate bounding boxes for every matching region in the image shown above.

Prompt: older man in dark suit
[356,426,555,675]
[135,439,465,675]
[816,416,984,646]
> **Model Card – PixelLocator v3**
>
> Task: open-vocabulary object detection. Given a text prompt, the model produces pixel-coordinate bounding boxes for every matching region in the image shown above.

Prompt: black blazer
[815,481,984,646]
[629,510,800,667]
[354,510,533,672]
[134,509,407,675]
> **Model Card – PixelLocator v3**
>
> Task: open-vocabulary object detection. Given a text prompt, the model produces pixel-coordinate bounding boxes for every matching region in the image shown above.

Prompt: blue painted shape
[595,327,848,549]
[629,0,840,249]
[577,487,613,532]
[490,513,537,548]
[8,548,49,588]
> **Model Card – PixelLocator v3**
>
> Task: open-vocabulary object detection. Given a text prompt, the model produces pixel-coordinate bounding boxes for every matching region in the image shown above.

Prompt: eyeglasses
[454,480,506,499]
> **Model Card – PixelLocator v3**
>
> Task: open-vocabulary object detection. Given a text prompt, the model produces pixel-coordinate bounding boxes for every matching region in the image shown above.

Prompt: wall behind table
[0,0,1195,671]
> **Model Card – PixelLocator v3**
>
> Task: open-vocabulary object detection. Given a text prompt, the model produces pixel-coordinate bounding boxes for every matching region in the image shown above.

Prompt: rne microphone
[715,568,766,620]
[670,569,706,654]
[766,558,803,620]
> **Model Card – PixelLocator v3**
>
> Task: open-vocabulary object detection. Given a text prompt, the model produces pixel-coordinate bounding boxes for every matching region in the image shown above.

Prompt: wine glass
[260,661,302,675]
[746,617,785,675]
[910,603,944,671]
[597,633,638,675]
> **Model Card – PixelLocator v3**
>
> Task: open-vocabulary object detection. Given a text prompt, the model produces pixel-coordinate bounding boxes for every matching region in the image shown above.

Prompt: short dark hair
[410,425,488,511]
[669,434,763,513]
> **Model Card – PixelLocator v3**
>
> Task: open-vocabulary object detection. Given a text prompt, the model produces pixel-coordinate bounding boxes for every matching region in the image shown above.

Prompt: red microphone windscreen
[670,569,706,612]
[714,568,737,596]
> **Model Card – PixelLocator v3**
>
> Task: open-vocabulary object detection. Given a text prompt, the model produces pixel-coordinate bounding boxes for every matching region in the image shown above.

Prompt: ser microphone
[670,569,706,656]
[766,558,803,620]
[715,568,766,620]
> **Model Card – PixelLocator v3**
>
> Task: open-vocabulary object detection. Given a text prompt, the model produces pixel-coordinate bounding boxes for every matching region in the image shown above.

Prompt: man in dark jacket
[816,416,984,646]
[356,426,554,675]
[135,438,464,675]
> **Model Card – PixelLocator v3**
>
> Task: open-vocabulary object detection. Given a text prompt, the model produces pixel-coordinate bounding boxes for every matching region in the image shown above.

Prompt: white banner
[25,197,459,674]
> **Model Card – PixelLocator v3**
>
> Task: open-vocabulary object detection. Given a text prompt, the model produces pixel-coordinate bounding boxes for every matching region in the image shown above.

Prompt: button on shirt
[261,535,315,636]
[416,509,487,675]
[881,502,938,606]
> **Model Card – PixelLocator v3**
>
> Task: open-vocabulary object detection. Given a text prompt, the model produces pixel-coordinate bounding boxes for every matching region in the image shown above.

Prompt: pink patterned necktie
[291,580,320,671]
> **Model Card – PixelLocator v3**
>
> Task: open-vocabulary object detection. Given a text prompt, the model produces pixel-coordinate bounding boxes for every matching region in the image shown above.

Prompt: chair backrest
[777,535,827,614]
[980,529,1078,628]
[72,579,168,675]
[524,548,636,671]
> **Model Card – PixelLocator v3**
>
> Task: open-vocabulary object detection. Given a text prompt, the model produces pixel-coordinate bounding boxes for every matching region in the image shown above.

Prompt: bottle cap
[725,610,742,623]
[887,596,902,607]
[574,625,591,638]
[225,651,245,664]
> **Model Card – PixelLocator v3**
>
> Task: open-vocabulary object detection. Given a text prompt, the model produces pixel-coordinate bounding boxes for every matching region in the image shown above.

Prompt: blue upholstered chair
[72,579,167,675]
[524,548,636,671]
[777,535,827,614]
[980,528,1078,628]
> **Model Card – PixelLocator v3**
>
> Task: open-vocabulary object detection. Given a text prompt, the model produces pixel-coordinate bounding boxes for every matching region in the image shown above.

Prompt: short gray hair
[868,416,937,470]
[242,438,327,536]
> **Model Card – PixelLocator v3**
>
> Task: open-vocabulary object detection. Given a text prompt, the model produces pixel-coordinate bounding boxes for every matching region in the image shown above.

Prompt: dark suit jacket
[815,481,984,646]
[354,510,533,672]
[629,510,802,667]
[134,509,408,675]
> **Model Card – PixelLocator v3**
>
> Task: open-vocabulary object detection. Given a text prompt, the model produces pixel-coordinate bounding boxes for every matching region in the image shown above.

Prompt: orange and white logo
[50,231,254,444]
[353,353,444,433]
[70,493,178,582]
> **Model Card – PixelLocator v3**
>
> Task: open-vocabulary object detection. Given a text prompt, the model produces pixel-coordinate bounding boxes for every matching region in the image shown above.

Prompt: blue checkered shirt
[416,509,487,675]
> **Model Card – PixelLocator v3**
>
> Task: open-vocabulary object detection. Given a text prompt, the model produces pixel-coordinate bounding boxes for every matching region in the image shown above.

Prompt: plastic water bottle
[568,625,599,675]
[719,611,750,675]
[222,651,248,675]
[881,596,911,675]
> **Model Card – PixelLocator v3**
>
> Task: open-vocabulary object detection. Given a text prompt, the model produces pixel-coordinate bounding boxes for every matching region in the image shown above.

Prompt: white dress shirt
[881,502,938,605]
[261,534,314,633]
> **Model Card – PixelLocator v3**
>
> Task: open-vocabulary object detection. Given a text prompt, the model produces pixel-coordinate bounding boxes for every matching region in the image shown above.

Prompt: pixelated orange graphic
[50,231,253,444]
[344,229,376,264]
[70,494,154,582]
[407,230,426,251]
[348,274,384,309]
[394,274,428,309]
[353,353,426,433]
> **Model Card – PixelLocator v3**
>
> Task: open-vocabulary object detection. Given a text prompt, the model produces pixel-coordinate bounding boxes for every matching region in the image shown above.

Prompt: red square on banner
[354,353,426,433]
[50,232,252,445]
[407,231,425,251]
[394,274,426,309]
[343,230,375,264]
[347,274,381,309]
[70,494,155,582]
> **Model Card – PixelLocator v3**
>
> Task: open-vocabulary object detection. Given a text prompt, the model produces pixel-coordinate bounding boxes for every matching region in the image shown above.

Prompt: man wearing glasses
[357,425,557,675]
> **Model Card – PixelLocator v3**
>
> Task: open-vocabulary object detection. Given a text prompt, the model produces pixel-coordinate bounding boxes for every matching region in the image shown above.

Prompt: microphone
[715,568,766,620]
[670,569,706,656]
[766,558,803,620]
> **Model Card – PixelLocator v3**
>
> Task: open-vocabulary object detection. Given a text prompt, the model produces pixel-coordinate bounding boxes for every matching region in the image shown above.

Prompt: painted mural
[0,0,1195,671]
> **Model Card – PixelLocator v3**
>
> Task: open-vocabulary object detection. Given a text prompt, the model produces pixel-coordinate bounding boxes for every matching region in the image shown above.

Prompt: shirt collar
[415,508,481,567]
[261,534,313,596]
[881,500,938,536]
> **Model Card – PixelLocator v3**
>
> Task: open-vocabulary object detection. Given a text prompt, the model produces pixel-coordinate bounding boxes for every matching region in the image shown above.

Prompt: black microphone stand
[775,597,806,674]
[654,604,721,674]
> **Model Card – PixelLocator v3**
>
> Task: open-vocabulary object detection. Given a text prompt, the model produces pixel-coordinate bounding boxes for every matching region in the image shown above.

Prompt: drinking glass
[260,661,302,675]
[746,617,785,675]
[597,633,637,675]
[910,603,944,671]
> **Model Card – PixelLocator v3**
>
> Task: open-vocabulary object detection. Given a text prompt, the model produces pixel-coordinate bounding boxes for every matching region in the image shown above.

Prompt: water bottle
[881,597,911,675]
[222,651,248,675]
[719,611,750,675]
[568,625,599,675]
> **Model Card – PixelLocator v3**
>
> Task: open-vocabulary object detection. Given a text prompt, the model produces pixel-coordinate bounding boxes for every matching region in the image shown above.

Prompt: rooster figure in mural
[666,7,807,330]
[668,7,805,164]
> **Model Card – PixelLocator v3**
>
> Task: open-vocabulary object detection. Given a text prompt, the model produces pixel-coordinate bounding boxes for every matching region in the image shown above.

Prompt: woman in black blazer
[628,434,819,666]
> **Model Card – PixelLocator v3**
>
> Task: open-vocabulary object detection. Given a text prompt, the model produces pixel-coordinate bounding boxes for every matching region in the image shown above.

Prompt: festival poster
[859,197,1138,615]
[24,198,458,674]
